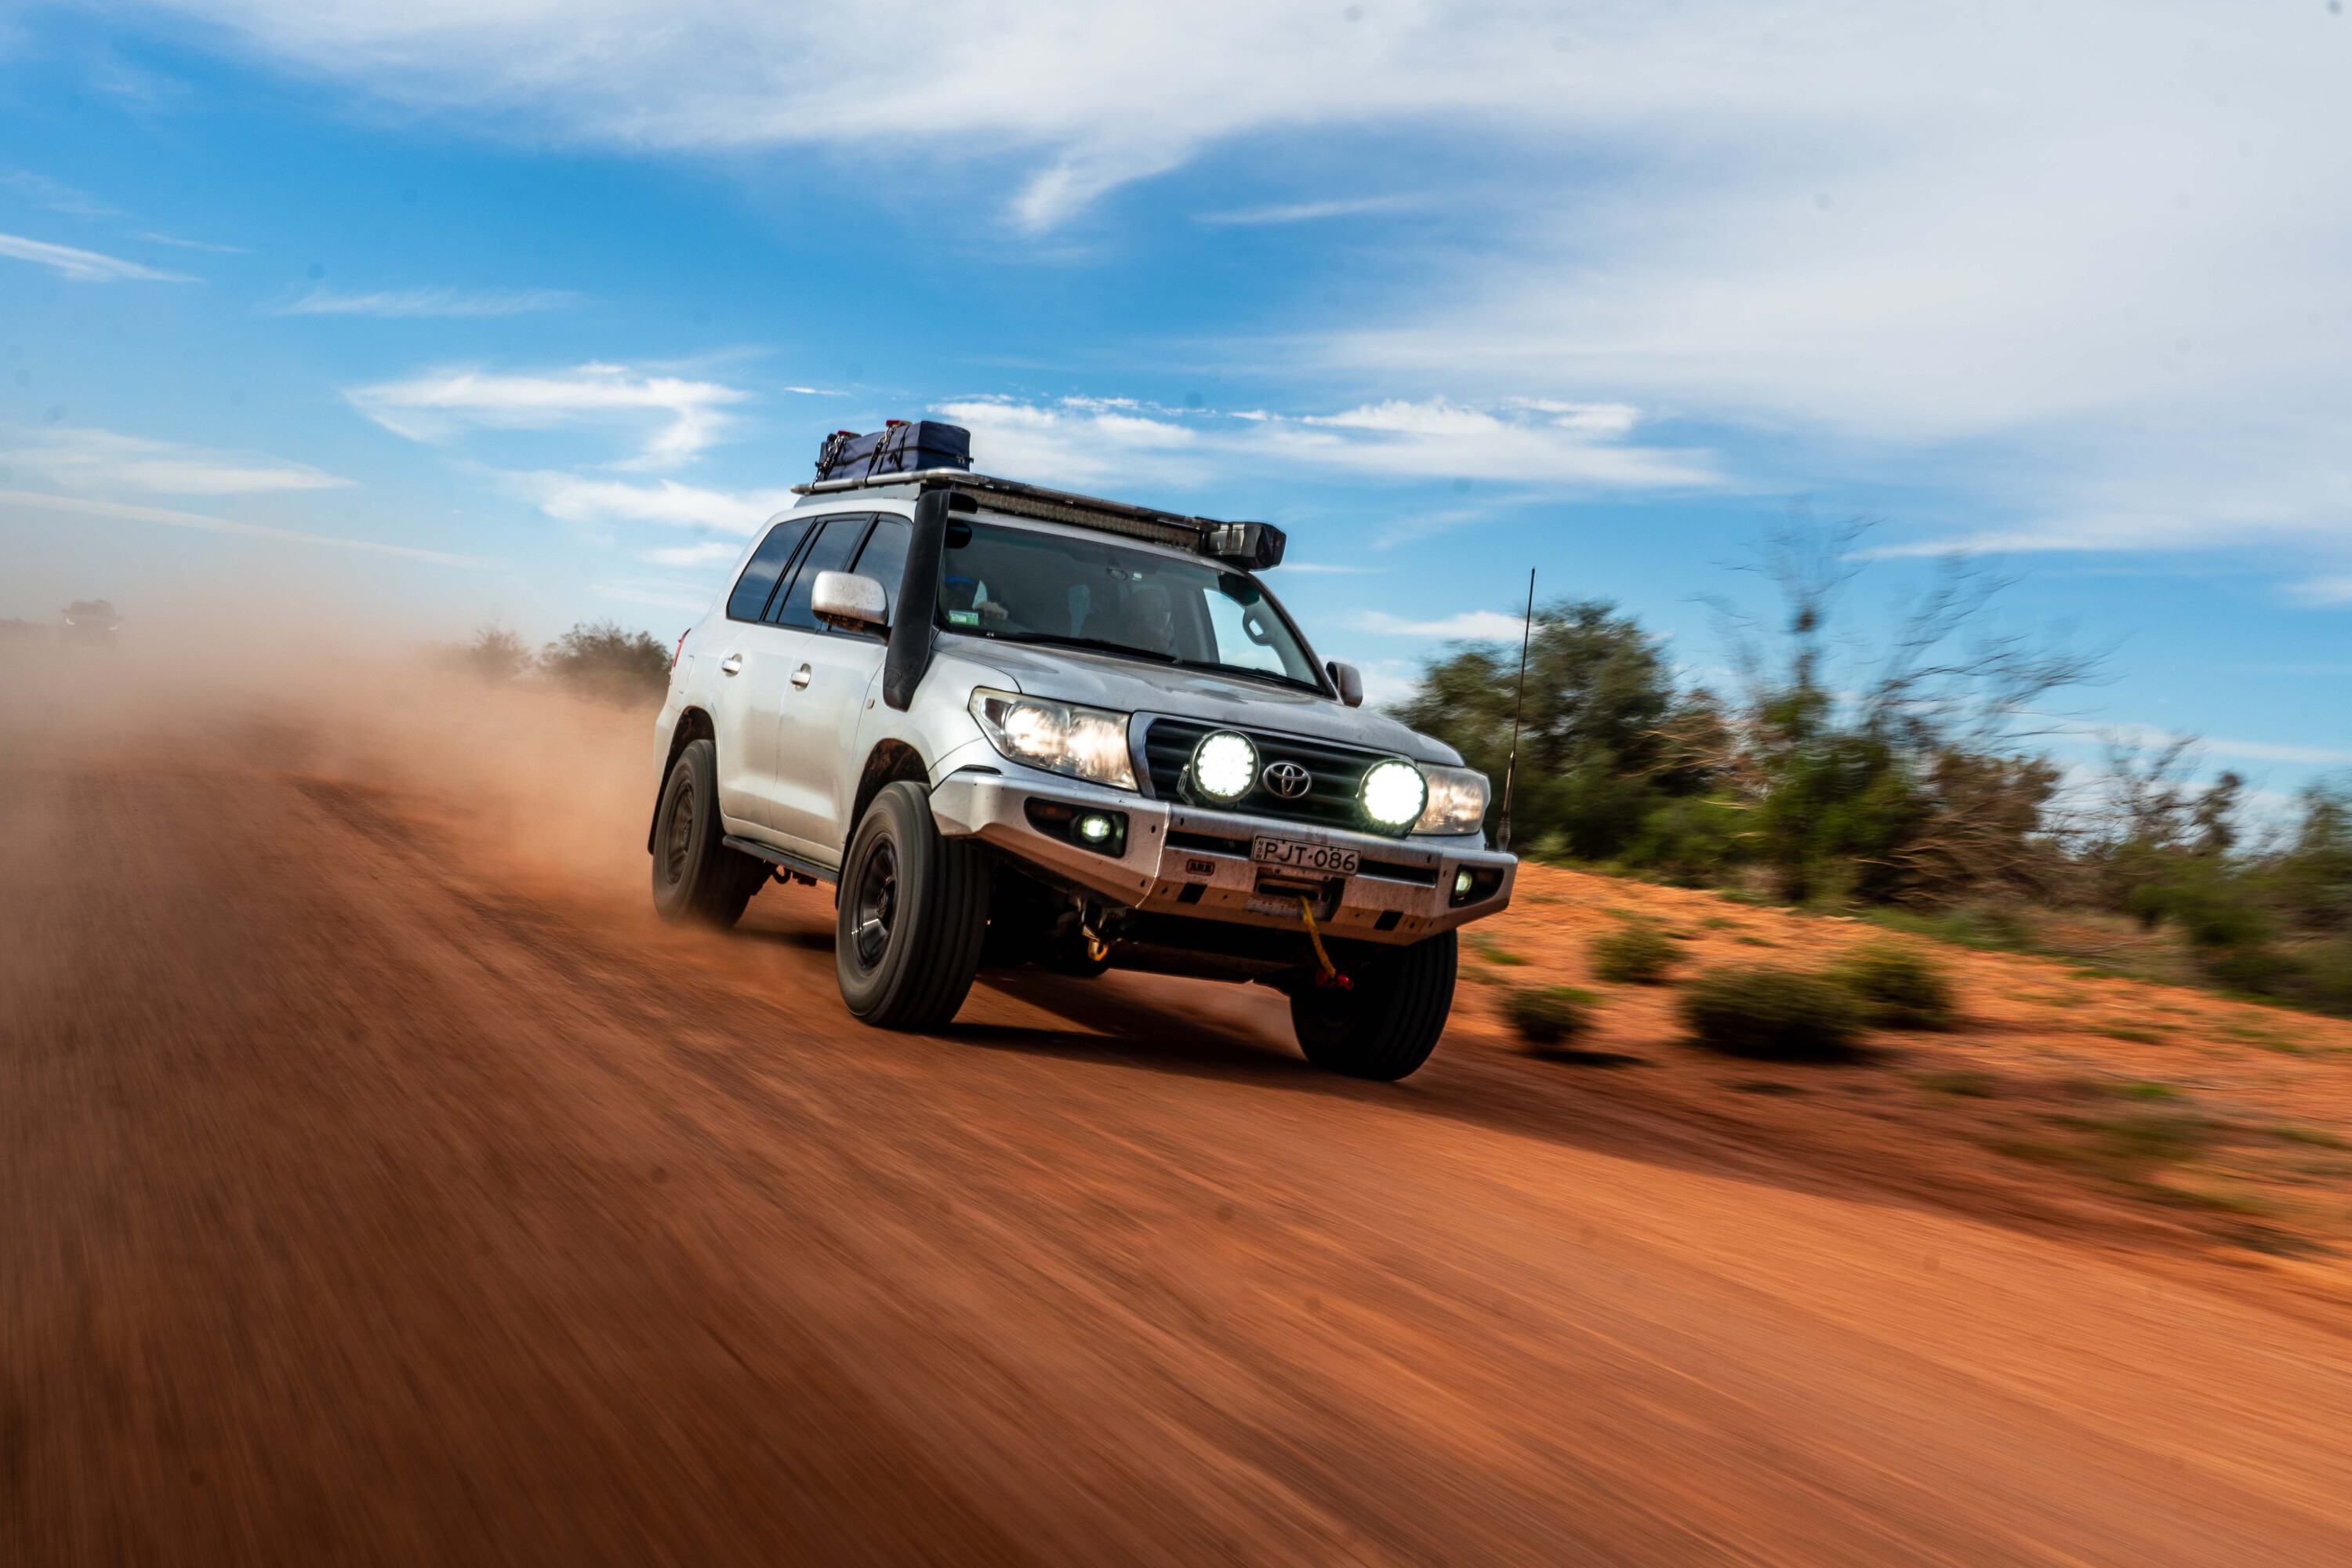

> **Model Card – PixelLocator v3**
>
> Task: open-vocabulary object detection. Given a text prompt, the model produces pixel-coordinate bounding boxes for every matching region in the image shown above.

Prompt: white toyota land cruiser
[647,456,1517,1080]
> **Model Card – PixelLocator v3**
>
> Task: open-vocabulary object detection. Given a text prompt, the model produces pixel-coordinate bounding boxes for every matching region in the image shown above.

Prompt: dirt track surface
[9,671,2352,1564]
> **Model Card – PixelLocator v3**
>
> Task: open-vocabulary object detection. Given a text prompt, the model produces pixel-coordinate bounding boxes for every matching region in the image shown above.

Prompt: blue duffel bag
[815,419,972,481]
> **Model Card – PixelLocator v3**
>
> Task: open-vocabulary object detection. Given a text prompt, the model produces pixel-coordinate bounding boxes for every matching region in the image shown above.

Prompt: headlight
[968,689,1137,790]
[1189,731,1258,802]
[1414,765,1490,835]
[1359,758,1428,829]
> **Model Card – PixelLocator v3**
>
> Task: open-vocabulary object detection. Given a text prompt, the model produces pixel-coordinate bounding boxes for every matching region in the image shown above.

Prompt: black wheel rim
[850,836,898,971]
[663,778,695,887]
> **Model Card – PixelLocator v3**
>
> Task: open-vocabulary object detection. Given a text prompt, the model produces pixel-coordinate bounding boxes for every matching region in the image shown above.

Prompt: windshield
[939,517,1323,688]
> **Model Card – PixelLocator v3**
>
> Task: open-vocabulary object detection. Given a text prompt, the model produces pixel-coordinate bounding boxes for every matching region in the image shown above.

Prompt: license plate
[1252,836,1359,877]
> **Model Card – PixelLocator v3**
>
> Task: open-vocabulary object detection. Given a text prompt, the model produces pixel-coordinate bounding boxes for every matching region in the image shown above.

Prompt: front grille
[1142,717,1407,835]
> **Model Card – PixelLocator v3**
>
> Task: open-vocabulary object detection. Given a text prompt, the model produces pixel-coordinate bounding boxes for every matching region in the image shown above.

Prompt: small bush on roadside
[1503,985,1601,1047]
[1827,941,1958,1029]
[1678,966,1864,1060]
[1590,922,1681,984]
[451,624,532,683]
[540,620,672,706]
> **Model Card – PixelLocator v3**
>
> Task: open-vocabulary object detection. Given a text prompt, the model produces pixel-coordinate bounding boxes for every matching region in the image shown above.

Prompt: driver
[1119,584,1176,653]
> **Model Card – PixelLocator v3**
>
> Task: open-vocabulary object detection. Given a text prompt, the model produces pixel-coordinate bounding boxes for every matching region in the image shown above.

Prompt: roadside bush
[1502,985,1600,1047]
[1590,922,1681,984]
[1827,941,1957,1029]
[1679,966,1864,1060]
[453,624,531,683]
[541,621,671,706]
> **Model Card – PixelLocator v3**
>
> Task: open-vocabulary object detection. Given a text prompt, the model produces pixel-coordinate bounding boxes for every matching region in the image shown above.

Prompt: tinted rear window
[725,519,811,622]
[852,517,912,623]
[770,514,870,630]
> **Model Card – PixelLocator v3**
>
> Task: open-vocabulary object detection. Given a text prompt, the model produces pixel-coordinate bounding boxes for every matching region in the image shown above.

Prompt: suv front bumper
[927,766,1515,946]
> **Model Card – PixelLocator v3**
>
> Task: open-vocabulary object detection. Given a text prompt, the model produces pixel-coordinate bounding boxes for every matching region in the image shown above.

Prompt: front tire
[1290,929,1457,1081]
[836,781,989,1029]
[650,739,767,927]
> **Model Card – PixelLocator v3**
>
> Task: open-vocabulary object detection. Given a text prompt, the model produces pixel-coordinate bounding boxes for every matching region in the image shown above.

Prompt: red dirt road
[9,675,2352,1564]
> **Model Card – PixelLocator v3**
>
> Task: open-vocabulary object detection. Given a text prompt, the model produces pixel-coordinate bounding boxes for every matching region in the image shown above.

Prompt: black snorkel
[884,486,975,711]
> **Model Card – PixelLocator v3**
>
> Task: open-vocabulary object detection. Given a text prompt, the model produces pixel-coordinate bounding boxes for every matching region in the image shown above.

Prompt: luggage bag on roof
[815,419,972,481]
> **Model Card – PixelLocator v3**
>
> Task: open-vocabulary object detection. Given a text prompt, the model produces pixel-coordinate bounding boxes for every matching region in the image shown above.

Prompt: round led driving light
[1077,813,1113,843]
[1191,731,1258,802]
[1359,759,1428,829]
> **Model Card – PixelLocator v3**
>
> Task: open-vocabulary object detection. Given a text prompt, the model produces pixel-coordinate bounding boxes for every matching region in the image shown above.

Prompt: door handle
[720,653,743,676]
[790,663,813,689]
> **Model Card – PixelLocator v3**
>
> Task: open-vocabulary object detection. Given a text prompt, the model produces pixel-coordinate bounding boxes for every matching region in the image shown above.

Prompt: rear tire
[650,739,766,927]
[1290,929,1457,1081]
[836,781,989,1029]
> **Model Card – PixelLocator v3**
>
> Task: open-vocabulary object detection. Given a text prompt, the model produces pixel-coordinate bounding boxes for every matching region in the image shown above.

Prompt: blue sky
[4,1,2350,797]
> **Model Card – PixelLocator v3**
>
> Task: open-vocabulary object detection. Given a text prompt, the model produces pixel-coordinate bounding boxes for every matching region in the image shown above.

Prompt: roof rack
[789,468,1284,569]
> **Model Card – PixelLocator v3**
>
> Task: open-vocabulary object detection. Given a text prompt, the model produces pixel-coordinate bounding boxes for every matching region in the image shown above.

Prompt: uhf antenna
[1497,568,1535,851]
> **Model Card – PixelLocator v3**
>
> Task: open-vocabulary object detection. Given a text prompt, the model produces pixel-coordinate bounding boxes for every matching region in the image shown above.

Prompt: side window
[1200,579,1289,673]
[725,518,811,622]
[769,514,871,631]
[851,517,912,623]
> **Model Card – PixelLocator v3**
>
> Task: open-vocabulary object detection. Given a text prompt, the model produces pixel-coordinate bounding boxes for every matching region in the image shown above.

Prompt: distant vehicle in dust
[63,601,122,644]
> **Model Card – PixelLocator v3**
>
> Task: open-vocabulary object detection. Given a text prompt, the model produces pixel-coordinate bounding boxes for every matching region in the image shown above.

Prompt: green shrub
[1502,985,1601,1047]
[1678,966,1864,1060]
[540,620,672,706]
[1827,941,1957,1029]
[1590,923,1682,984]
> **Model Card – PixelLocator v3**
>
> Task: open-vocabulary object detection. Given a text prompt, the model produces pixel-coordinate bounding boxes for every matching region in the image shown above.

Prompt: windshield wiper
[964,629,1180,664]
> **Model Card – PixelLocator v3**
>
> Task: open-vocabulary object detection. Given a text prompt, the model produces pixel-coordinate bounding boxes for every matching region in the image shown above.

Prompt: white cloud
[935,397,1205,488]
[643,539,744,567]
[272,286,581,318]
[2287,575,2352,608]
[0,488,485,566]
[1355,608,1527,641]
[347,362,747,467]
[0,231,194,283]
[593,581,715,613]
[0,170,121,219]
[1195,195,1419,226]
[137,231,251,253]
[2,426,353,495]
[938,394,1711,493]
[519,473,794,534]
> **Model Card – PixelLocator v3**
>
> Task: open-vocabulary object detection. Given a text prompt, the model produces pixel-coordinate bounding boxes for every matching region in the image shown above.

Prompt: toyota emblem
[1262,760,1313,799]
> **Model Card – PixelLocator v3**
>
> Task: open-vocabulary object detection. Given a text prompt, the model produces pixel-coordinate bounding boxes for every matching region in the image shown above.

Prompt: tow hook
[1296,897,1352,989]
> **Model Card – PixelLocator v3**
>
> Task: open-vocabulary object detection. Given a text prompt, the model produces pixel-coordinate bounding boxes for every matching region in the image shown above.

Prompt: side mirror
[811,571,888,633]
[1327,660,1364,708]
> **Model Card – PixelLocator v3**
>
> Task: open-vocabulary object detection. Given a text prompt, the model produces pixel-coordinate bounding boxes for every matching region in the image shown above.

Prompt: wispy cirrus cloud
[1354,608,1526,641]
[1,425,352,495]
[347,362,747,467]
[642,539,744,567]
[515,472,794,535]
[1194,194,1419,226]
[0,169,121,219]
[593,580,717,614]
[0,231,194,283]
[935,394,1714,493]
[136,231,251,253]
[271,285,581,318]
[0,489,484,567]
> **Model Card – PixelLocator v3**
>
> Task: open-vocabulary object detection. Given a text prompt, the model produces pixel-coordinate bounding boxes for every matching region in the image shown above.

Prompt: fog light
[1192,731,1258,802]
[1078,813,1113,843]
[1454,869,1473,897]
